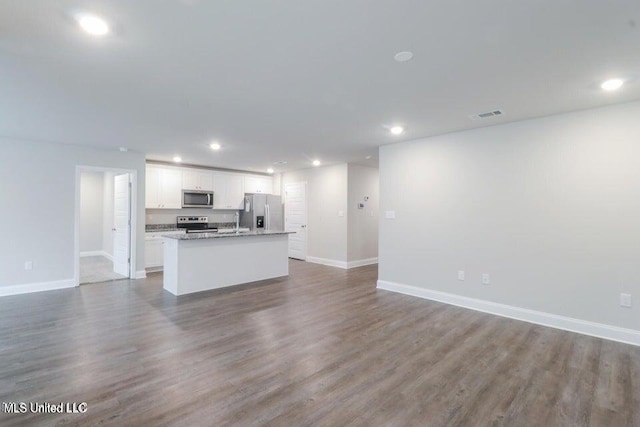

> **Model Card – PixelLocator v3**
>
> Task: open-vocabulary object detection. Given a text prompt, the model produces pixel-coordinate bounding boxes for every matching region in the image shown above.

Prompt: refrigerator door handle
[265,204,270,230]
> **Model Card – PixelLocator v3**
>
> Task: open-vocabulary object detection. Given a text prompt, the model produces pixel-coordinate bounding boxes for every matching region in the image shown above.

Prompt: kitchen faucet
[234,211,240,231]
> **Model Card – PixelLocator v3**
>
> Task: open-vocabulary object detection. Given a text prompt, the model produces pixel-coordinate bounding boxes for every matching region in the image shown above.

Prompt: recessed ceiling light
[210,142,221,150]
[390,126,404,135]
[173,156,182,163]
[119,147,128,152]
[312,160,321,167]
[76,14,110,36]
[267,168,274,174]
[601,78,624,91]
[365,155,372,160]
[394,51,414,62]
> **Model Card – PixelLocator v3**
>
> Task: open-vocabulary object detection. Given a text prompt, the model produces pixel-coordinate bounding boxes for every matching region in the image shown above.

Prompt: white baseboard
[306,256,348,269]
[377,280,640,347]
[134,270,147,279]
[80,250,103,257]
[80,250,114,261]
[0,279,76,297]
[347,257,378,269]
[306,256,378,269]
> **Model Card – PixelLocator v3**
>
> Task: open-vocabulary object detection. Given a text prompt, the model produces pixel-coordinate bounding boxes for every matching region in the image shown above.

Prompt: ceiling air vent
[470,109,505,121]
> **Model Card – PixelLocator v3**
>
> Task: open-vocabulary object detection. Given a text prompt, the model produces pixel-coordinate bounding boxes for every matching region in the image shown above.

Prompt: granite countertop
[163,230,295,240]
[146,222,236,233]
[146,224,180,232]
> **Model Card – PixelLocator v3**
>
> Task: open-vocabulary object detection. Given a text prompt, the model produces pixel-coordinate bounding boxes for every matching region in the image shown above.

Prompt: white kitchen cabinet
[145,230,185,269]
[146,165,278,210]
[213,173,244,209]
[145,167,161,208]
[146,166,182,209]
[182,169,213,191]
[161,169,182,208]
[244,176,273,194]
[226,175,245,208]
[261,177,273,194]
[145,238,164,268]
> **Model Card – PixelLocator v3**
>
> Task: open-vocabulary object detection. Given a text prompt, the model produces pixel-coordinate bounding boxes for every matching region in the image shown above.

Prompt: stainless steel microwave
[182,190,213,208]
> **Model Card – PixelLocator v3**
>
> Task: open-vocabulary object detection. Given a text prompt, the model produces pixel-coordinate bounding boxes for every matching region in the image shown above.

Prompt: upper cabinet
[244,175,273,194]
[146,166,182,209]
[145,164,272,210]
[145,166,161,208]
[213,173,244,209]
[182,170,213,191]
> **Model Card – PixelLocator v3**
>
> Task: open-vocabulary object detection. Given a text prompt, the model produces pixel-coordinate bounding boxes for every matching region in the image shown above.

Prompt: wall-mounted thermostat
[364,196,369,201]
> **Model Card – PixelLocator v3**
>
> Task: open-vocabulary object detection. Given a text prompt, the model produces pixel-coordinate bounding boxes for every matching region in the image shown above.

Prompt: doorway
[76,167,136,285]
[284,182,307,260]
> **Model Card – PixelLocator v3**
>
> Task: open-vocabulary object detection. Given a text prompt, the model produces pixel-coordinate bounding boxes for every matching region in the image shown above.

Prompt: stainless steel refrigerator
[239,194,283,231]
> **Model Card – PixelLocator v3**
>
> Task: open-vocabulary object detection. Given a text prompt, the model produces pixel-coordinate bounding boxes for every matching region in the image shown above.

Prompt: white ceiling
[1,1,639,172]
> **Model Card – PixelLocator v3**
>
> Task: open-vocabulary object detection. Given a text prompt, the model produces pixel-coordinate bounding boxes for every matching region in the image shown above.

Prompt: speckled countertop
[146,224,180,232]
[163,230,295,240]
[146,222,236,232]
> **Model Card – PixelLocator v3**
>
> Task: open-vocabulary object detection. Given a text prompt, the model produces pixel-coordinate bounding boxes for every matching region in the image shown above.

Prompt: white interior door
[284,182,307,260]
[113,174,131,276]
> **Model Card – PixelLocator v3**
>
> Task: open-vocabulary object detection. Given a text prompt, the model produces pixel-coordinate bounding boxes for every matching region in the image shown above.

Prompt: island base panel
[163,235,289,296]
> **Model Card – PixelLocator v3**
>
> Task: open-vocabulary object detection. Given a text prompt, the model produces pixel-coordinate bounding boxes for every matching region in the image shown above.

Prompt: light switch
[338,210,344,217]
[385,210,396,219]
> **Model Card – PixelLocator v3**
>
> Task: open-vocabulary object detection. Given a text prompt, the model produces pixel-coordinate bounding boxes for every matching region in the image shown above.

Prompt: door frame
[74,166,138,286]
[284,181,308,261]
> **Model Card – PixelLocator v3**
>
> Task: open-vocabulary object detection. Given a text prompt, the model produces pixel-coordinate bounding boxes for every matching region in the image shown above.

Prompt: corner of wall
[346,163,379,264]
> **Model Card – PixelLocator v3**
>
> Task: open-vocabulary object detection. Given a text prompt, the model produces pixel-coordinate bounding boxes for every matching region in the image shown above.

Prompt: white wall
[0,138,146,289]
[102,172,115,258]
[379,101,640,333]
[282,164,348,262]
[79,171,105,252]
[347,164,379,262]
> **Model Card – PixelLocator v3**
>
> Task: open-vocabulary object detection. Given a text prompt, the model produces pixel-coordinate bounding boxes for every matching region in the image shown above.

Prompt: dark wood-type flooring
[1,260,639,426]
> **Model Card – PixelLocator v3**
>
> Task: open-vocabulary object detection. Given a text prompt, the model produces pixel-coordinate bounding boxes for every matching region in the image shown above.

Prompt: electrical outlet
[24,261,33,271]
[482,273,490,285]
[620,293,632,308]
[337,210,344,217]
[384,210,396,219]
[458,270,465,281]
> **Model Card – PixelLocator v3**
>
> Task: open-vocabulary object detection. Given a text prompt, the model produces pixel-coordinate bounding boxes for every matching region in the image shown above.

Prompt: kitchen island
[162,230,294,296]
